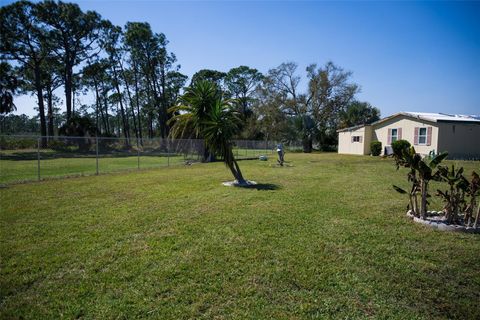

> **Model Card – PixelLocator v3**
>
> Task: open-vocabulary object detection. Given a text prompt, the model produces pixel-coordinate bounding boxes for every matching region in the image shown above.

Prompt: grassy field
[0,148,273,184]
[1,153,479,319]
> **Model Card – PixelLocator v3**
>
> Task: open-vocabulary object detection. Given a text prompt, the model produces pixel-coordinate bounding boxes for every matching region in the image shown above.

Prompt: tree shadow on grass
[243,183,281,191]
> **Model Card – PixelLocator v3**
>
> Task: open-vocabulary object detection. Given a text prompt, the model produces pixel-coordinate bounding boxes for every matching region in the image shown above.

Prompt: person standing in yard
[276,143,285,166]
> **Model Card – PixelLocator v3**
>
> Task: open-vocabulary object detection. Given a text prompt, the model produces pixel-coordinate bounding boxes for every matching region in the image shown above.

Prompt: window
[418,127,427,145]
[391,128,398,143]
[388,128,402,145]
[353,136,360,142]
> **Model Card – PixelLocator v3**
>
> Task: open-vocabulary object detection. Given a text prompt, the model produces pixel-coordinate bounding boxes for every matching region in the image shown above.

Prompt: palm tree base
[222,180,257,187]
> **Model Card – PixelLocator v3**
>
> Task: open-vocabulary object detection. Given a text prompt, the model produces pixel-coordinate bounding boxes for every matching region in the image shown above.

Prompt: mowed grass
[0,148,272,184]
[0,155,178,184]
[1,153,479,319]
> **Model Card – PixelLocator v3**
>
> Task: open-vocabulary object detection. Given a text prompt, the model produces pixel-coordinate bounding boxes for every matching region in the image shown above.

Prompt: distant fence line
[0,135,302,184]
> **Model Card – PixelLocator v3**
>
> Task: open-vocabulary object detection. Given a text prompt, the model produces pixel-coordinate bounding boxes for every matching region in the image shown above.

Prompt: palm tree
[169,80,247,185]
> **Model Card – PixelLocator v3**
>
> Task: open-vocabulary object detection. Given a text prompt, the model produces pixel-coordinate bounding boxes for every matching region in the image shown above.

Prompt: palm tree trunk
[225,148,246,184]
[232,158,246,184]
[302,138,312,153]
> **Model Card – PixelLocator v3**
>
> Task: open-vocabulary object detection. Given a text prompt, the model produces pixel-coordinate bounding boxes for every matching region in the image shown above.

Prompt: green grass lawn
[0,154,179,184]
[0,148,273,184]
[1,153,479,319]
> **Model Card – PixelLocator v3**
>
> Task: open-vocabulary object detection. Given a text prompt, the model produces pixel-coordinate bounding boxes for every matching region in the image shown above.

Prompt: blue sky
[8,0,480,117]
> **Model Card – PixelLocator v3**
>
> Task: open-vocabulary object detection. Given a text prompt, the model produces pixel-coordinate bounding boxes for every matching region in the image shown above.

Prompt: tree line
[1,0,380,151]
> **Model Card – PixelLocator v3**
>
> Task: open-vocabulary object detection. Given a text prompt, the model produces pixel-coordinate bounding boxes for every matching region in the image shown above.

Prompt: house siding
[372,115,439,156]
[437,122,480,159]
[338,126,372,155]
[338,114,479,158]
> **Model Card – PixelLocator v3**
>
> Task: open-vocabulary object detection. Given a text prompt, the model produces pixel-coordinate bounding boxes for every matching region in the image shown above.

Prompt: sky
[6,0,480,118]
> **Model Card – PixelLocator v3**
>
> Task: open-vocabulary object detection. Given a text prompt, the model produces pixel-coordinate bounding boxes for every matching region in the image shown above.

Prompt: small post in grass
[37,137,41,181]
[167,139,170,167]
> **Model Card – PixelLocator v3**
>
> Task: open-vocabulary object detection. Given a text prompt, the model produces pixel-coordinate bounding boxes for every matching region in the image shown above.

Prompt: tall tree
[99,23,130,145]
[191,69,226,88]
[261,62,314,151]
[124,22,158,138]
[254,61,360,152]
[1,0,51,144]
[224,66,263,120]
[124,22,184,138]
[154,34,181,138]
[339,101,380,129]
[21,55,62,137]
[82,60,110,135]
[42,56,63,137]
[0,113,40,134]
[306,61,359,149]
[252,83,289,142]
[37,0,101,120]
[0,62,19,115]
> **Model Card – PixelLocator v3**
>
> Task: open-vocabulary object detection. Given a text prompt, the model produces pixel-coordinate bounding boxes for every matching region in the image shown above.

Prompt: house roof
[337,111,480,132]
[337,124,371,132]
[400,112,480,123]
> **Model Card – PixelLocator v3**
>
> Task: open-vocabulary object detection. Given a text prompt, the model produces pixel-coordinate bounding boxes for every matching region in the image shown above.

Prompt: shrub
[48,139,69,151]
[391,139,410,156]
[0,136,38,150]
[370,141,382,156]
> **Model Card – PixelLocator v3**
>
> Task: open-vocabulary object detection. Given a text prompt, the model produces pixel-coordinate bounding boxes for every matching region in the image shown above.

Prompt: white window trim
[352,136,361,143]
[418,127,427,145]
[391,128,398,143]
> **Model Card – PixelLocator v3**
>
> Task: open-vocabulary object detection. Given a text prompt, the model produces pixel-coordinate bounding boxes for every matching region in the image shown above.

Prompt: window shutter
[414,127,419,145]
[359,136,363,143]
[387,129,392,145]
[398,128,402,140]
[351,136,354,143]
[427,127,432,146]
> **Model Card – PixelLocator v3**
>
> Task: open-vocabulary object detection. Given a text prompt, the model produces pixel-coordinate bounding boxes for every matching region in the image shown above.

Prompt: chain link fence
[0,135,302,184]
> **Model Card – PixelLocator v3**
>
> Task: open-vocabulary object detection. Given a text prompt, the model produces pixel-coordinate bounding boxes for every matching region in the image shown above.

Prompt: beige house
[337,112,480,159]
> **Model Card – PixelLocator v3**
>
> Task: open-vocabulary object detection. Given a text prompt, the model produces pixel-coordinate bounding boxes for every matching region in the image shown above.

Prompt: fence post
[167,139,170,167]
[37,138,41,181]
[95,137,99,175]
[137,138,140,170]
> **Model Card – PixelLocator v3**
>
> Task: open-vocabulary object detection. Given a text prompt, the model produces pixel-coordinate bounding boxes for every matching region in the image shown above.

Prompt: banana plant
[435,165,469,224]
[393,146,448,219]
[417,151,449,219]
[465,171,480,227]
[393,146,422,217]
